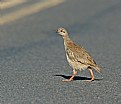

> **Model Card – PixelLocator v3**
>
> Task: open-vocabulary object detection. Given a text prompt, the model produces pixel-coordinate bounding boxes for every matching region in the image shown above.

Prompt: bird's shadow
[54,74,102,81]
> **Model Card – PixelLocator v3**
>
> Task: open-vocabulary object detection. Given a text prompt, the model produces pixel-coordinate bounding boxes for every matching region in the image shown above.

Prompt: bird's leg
[62,69,77,82]
[86,67,95,82]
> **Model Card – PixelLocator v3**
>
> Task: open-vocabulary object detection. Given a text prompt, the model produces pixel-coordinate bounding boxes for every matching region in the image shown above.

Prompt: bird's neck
[63,35,71,50]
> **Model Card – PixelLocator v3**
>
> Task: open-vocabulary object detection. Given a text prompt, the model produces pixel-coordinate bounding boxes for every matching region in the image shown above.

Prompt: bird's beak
[56,28,59,33]
[56,30,58,33]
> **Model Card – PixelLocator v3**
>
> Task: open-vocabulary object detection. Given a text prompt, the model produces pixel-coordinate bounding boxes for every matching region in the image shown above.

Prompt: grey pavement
[0,0,121,104]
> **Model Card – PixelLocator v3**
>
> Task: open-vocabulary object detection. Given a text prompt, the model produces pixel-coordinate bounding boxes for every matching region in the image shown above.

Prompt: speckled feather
[65,38,101,72]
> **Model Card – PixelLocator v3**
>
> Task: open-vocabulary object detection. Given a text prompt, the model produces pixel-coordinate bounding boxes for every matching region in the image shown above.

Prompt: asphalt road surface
[0,0,121,104]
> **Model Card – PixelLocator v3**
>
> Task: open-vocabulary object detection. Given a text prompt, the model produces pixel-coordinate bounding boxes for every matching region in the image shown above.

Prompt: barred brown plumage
[56,27,102,82]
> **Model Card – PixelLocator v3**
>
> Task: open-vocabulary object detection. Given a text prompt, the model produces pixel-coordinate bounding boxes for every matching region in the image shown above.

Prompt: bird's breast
[66,53,88,70]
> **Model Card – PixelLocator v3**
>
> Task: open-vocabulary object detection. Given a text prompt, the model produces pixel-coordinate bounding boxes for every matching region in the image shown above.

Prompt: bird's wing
[66,44,96,66]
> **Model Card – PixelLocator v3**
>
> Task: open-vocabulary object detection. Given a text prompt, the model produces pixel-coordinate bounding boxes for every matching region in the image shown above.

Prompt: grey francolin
[56,27,101,82]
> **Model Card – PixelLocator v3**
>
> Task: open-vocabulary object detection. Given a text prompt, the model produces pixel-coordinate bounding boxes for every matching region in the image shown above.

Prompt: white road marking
[0,0,66,25]
[1,0,26,9]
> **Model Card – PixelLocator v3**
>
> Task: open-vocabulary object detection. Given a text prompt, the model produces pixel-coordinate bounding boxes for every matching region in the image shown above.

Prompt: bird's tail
[92,65,102,73]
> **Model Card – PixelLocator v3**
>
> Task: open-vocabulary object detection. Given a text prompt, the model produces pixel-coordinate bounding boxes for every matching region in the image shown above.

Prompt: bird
[56,27,102,82]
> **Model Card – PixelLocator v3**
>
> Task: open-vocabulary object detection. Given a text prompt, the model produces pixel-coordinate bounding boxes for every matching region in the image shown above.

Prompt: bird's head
[56,27,68,37]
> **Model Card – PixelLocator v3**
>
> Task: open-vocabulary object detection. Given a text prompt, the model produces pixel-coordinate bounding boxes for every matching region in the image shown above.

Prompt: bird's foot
[62,79,73,82]
[84,78,94,83]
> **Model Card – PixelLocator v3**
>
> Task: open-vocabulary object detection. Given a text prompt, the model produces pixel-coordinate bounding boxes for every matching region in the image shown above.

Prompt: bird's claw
[62,79,73,82]
[83,79,94,83]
